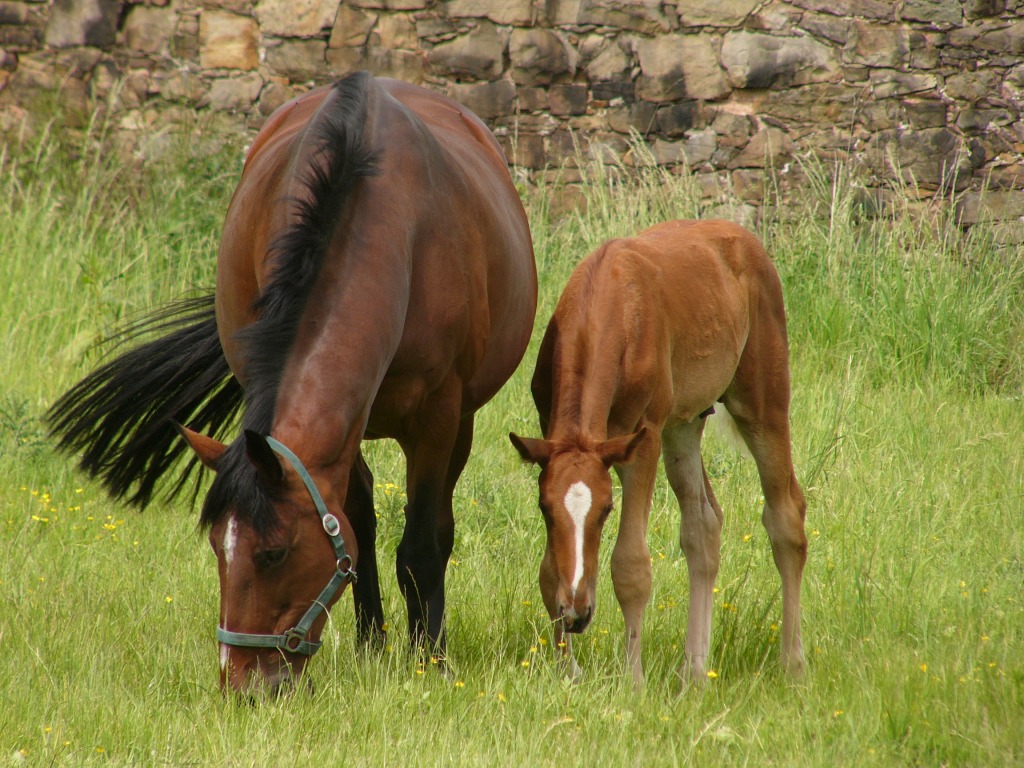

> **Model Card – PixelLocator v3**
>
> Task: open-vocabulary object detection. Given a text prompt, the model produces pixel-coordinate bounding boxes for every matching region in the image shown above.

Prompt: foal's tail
[46,294,243,509]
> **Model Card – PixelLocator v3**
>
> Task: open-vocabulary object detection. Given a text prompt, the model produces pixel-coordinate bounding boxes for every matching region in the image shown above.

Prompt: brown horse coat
[511,219,806,684]
[49,73,537,693]
[202,76,537,690]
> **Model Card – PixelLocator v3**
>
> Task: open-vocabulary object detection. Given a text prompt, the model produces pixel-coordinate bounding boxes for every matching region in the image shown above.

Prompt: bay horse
[48,71,537,694]
[509,219,806,685]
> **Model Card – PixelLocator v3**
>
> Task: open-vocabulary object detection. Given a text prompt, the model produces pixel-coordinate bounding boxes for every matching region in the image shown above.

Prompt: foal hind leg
[346,451,385,649]
[662,419,723,683]
[724,376,807,675]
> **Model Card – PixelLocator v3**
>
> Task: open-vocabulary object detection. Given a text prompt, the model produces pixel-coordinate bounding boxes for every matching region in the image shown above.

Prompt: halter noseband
[215,436,357,656]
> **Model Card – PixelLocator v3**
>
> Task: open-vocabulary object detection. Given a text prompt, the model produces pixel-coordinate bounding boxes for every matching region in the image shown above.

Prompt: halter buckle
[323,513,341,537]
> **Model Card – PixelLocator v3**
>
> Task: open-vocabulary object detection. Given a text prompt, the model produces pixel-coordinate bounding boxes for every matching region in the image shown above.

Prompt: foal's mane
[200,72,381,532]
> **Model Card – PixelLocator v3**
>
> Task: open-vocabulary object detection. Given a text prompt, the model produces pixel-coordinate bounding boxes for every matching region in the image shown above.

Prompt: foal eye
[255,547,288,569]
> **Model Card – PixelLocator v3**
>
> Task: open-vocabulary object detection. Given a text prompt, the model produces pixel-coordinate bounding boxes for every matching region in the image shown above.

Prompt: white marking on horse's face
[223,515,239,575]
[220,514,239,669]
[563,481,593,597]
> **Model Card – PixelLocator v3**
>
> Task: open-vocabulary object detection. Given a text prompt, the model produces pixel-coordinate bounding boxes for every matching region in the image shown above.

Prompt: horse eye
[255,547,288,569]
[599,503,614,521]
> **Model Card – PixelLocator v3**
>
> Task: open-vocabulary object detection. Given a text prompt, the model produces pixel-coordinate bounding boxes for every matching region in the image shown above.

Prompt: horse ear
[509,432,554,466]
[176,424,226,471]
[243,429,284,488]
[598,426,648,467]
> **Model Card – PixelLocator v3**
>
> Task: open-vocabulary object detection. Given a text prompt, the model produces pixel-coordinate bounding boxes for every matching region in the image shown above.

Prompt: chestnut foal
[510,219,807,685]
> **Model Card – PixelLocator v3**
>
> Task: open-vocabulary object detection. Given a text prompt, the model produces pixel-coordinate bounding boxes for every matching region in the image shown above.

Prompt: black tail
[46,294,243,509]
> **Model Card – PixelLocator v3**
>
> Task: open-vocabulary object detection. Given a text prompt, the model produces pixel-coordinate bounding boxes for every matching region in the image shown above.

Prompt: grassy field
[1,115,1022,767]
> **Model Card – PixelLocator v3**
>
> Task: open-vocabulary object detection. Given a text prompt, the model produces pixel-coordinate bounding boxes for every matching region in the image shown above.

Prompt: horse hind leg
[662,419,723,684]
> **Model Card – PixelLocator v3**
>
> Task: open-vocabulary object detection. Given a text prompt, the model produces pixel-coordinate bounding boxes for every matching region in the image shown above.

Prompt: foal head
[509,429,646,633]
[180,427,358,696]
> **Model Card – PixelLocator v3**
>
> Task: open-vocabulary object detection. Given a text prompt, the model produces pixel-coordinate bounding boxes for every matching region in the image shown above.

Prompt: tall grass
[1,117,1022,766]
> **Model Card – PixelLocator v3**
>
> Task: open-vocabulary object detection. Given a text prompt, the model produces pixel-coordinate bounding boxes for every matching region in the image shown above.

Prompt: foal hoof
[560,657,583,683]
[676,658,710,688]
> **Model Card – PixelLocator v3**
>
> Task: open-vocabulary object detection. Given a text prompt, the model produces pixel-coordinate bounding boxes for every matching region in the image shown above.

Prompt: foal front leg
[540,541,582,680]
[611,436,660,686]
[662,421,723,683]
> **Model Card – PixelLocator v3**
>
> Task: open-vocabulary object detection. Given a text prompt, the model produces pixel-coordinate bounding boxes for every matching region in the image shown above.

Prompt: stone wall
[2,1,1024,235]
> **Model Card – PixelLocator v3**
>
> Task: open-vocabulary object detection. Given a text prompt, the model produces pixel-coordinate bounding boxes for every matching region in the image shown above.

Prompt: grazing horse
[509,219,806,685]
[48,72,537,694]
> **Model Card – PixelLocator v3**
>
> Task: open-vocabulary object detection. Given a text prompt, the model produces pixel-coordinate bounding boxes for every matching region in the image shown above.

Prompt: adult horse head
[511,220,806,686]
[180,427,361,693]
[48,72,537,695]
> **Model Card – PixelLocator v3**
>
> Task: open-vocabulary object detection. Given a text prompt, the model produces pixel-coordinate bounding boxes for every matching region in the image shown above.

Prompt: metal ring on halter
[283,628,307,653]
[337,553,357,583]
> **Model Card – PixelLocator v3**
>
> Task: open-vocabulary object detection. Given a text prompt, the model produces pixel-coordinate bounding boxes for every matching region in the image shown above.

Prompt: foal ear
[243,430,285,488]
[598,426,648,467]
[509,432,554,466]
[176,424,227,471]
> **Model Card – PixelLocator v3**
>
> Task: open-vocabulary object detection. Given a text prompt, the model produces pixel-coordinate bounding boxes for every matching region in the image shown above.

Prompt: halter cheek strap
[215,436,357,656]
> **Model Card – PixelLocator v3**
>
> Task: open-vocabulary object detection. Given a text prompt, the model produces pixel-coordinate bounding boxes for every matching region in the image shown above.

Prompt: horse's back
[376,80,537,407]
[218,74,535,417]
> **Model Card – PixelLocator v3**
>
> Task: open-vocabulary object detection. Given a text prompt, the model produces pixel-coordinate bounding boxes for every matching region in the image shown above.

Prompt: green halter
[216,436,357,656]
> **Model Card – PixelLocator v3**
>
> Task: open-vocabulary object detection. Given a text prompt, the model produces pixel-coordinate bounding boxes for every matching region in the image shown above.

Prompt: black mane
[200,72,381,532]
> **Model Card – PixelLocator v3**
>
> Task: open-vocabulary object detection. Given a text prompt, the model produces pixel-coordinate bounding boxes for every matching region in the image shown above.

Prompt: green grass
[1,118,1022,767]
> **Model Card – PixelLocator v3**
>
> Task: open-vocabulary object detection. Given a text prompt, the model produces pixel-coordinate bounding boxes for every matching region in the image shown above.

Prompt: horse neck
[269,255,407,478]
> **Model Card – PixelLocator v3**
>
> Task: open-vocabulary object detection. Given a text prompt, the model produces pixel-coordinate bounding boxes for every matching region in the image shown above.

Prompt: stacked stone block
[0,0,1022,237]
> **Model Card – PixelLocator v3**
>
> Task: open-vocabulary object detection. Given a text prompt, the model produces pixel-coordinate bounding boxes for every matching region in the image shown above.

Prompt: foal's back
[544,218,783,433]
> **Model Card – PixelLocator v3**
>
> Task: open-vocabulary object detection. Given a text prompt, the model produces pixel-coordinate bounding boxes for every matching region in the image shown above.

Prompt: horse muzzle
[222,651,311,697]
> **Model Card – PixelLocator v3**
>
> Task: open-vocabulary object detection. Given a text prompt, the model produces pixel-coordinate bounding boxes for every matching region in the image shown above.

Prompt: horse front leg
[346,450,386,650]
[396,387,468,663]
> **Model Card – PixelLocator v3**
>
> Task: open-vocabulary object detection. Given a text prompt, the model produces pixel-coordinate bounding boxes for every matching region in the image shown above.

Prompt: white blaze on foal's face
[563,481,593,596]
